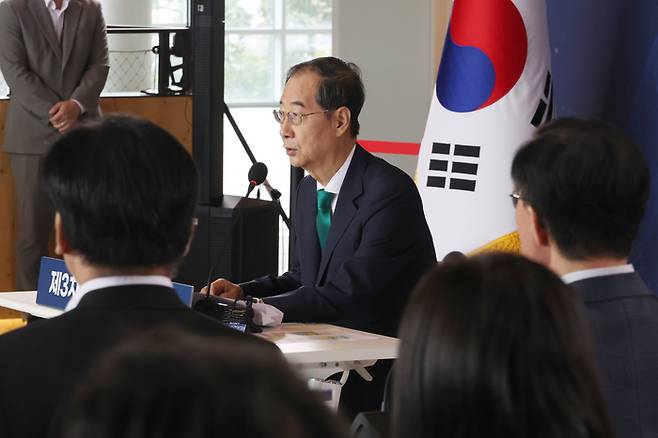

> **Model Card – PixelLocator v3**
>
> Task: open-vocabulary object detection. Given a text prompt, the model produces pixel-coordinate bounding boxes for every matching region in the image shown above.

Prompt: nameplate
[36,257,194,310]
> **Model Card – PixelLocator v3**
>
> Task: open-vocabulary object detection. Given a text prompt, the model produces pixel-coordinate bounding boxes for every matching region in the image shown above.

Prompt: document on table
[259,323,379,343]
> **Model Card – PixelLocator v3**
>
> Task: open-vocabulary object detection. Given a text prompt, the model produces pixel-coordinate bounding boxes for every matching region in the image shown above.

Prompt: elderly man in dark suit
[0,116,280,438]
[511,118,658,438]
[0,0,109,290]
[208,56,436,416]
[209,56,435,336]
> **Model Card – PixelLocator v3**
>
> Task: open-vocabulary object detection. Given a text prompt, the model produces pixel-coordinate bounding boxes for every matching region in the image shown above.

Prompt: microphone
[245,162,268,197]
[199,161,267,308]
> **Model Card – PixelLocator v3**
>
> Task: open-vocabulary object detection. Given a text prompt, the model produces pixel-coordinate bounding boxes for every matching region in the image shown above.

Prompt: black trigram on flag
[426,142,481,192]
[531,70,554,127]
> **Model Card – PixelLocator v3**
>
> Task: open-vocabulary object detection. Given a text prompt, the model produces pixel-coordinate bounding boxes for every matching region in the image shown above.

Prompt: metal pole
[158,30,170,95]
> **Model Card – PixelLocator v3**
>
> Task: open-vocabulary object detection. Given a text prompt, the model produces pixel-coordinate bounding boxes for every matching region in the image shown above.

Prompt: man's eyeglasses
[509,192,522,208]
[273,109,329,126]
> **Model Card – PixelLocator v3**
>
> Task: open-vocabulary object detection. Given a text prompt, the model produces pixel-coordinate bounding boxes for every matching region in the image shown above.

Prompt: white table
[259,322,398,380]
[0,291,62,318]
[0,291,398,407]
[258,323,398,408]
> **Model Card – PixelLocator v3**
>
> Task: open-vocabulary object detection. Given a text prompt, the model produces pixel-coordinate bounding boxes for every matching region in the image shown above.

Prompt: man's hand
[49,99,81,133]
[202,278,244,300]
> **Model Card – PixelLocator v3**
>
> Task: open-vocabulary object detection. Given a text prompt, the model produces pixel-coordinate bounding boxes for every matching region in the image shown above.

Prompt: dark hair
[286,56,365,137]
[393,253,612,438]
[61,328,350,438]
[511,118,649,260]
[42,115,198,268]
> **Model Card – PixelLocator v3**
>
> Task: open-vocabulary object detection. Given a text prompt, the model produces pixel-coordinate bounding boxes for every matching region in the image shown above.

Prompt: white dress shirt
[44,0,70,41]
[561,264,635,285]
[316,145,356,212]
[44,0,85,113]
[65,275,173,311]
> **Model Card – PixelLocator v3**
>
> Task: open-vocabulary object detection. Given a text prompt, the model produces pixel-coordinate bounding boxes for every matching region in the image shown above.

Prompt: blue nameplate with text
[36,257,194,310]
[36,257,78,309]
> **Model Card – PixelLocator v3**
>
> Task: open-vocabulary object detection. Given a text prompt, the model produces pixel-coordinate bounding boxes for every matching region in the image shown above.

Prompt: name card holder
[36,257,194,310]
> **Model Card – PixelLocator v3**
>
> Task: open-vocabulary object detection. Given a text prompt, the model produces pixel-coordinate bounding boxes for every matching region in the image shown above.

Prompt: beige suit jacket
[0,0,109,154]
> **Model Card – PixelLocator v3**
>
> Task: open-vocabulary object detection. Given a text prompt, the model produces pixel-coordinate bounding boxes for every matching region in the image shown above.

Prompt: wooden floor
[0,95,192,293]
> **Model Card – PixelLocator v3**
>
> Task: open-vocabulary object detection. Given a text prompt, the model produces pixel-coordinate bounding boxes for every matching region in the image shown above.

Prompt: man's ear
[528,206,550,248]
[53,212,72,256]
[334,107,351,137]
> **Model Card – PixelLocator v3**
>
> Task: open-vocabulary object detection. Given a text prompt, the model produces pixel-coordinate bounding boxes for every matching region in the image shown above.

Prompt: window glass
[285,33,332,72]
[151,0,188,26]
[226,0,333,105]
[285,0,332,29]
[225,34,276,103]
[226,0,275,30]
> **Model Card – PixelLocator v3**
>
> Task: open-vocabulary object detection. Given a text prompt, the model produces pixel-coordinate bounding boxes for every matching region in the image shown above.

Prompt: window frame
[225,0,332,107]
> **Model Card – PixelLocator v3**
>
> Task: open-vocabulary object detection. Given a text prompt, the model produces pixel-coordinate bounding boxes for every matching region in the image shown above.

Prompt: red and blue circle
[436,0,528,112]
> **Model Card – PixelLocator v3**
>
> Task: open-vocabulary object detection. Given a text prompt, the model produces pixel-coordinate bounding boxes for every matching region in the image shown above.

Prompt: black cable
[223,102,291,230]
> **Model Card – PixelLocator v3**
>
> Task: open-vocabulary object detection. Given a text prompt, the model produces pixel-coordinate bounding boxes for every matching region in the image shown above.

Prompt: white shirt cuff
[71,99,85,115]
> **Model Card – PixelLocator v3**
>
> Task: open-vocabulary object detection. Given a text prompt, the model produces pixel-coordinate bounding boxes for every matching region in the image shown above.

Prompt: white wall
[100,0,152,25]
[333,0,438,175]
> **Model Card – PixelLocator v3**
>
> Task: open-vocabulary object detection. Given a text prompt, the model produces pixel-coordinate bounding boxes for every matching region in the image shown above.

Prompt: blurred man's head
[42,115,198,279]
[62,328,349,438]
[275,56,364,184]
[511,118,649,271]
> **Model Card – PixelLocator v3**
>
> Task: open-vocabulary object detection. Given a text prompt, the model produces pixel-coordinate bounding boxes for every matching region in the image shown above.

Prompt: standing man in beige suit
[0,0,109,290]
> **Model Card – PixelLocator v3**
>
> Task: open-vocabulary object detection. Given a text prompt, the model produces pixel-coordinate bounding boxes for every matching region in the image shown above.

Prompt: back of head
[286,56,365,137]
[511,118,649,260]
[42,115,198,268]
[393,252,612,438]
[61,328,349,438]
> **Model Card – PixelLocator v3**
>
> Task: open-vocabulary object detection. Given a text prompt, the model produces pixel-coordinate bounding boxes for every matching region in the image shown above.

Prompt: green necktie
[316,189,335,250]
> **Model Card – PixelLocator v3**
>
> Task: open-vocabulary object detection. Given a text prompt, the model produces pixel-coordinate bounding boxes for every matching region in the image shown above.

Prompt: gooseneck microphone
[245,162,268,197]
[200,162,268,305]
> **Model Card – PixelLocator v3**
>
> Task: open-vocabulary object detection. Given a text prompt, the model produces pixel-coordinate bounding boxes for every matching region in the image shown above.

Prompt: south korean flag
[416,0,552,258]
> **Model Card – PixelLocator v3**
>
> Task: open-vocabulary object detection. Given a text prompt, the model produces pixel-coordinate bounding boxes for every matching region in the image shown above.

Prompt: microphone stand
[223,102,291,230]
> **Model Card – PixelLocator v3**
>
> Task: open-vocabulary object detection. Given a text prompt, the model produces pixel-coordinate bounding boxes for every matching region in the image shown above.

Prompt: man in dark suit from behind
[0,116,280,438]
[511,118,658,438]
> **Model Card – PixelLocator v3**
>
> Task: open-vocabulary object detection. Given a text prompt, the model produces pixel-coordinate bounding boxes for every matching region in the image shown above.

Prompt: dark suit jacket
[571,272,658,438]
[241,145,436,336]
[0,285,279,438]
[0,0,109,154]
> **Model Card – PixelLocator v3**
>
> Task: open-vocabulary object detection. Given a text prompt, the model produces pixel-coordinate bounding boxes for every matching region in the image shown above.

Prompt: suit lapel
[316,146,367,284]
[61,0,82,69]
[28,0,62,59]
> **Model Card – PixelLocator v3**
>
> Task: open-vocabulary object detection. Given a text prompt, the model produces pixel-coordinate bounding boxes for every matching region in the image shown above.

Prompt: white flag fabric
[417,0,552,259]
